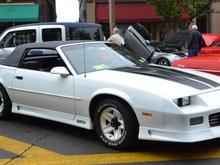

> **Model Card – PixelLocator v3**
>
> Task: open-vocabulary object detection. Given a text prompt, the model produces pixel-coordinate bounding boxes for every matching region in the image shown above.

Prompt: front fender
[0,66,16,99]
[90,88,133,107]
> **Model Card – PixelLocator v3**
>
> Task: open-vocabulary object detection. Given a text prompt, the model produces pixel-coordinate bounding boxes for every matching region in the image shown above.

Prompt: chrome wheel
[158,58,170,66]
[100,107,125,141]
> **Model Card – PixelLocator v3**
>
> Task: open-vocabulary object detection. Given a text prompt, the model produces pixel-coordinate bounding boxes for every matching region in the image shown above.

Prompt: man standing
[107,27,124,46]
[187,25,204,57]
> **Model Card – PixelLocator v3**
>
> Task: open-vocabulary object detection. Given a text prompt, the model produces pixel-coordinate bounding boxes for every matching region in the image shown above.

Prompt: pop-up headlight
[173,96,191,107]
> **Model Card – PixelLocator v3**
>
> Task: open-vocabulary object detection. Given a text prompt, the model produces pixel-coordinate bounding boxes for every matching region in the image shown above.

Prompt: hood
[172,54,220,70]
[86,65,220,99]
[152,51,185,63]
[202,33,220,46]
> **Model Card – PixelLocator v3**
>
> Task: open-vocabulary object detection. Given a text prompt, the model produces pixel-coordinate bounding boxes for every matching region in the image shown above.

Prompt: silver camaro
[1,41,220,149]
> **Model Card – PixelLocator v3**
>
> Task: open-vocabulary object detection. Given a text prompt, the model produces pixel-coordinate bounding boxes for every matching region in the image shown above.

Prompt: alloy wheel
[100,107,125,141]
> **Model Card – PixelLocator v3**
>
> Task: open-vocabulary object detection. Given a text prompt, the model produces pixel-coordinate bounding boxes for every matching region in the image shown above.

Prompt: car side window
[42,28,62,41]
[21,48,66,72]
[2,30,36,48]
[213,41,220,46]
[67,27,101,41]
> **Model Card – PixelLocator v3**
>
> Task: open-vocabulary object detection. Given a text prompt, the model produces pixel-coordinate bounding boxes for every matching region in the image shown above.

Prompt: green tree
[148,0,214,34]
[183,0,213,27]
[148,0,184,24]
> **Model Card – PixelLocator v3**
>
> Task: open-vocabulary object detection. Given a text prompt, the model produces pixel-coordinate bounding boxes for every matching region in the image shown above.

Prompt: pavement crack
[3,131,54,165]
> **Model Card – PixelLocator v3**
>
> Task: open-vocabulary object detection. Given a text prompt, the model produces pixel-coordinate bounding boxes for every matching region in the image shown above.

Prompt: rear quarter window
[213,41,220,46]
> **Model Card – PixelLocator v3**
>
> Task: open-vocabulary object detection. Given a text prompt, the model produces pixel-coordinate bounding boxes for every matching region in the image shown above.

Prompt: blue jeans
[188,49,199,57]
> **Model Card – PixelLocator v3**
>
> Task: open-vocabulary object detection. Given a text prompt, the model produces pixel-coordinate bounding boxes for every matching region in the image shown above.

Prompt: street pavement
[1,114,220,165]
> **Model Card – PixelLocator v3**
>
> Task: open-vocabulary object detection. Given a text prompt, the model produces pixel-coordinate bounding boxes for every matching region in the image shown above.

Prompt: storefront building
[85,0,220,40]
[0,0,55,33]
[85,0,189,40]
[211,1,220,35]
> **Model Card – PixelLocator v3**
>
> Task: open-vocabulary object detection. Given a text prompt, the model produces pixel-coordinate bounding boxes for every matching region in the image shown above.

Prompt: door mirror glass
[50,66,70,77]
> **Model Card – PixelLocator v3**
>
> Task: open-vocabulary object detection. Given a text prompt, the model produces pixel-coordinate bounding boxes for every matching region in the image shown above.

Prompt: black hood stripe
[112,66,220,90]
[164,66,220,88]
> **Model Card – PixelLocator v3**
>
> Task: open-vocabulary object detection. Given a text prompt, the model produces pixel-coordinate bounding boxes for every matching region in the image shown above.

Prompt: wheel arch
[0,82,12,101]
[89,94,139,127]
[0,79,12,98]
[0,80,9,93]
[156,57,171,66]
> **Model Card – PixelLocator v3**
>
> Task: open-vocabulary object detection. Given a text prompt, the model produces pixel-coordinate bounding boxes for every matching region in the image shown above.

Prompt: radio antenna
[83,22,87,77]
[83,42,86,77]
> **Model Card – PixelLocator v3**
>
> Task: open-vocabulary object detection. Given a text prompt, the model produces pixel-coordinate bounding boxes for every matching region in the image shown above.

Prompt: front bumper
[137,89,220,143]
[138,126,220,142]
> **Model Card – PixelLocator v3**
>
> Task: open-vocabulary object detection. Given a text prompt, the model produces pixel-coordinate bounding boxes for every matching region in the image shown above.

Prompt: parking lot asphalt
[1,114,220,165]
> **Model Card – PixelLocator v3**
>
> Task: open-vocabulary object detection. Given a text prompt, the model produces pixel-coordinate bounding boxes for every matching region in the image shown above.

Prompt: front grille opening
[209,112,220,127]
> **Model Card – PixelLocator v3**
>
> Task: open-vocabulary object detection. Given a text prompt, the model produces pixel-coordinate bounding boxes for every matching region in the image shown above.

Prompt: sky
[56,0,79,22]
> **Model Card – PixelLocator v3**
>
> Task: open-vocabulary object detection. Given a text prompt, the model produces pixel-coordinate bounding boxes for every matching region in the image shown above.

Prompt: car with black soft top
[1,41,220,149]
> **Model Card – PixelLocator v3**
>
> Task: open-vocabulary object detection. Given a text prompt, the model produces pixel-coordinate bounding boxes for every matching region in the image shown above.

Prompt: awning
[0,3,39,22]
[96,3,189,23]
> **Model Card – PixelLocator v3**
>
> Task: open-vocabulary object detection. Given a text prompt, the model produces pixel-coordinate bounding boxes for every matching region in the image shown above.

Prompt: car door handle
[15,76,23,80]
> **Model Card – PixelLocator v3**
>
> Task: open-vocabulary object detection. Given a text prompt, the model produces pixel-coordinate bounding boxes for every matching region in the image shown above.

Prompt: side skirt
[11,103,93,130]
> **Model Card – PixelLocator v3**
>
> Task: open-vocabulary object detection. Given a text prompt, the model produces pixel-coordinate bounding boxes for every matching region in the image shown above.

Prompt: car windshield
[61,43,147,74]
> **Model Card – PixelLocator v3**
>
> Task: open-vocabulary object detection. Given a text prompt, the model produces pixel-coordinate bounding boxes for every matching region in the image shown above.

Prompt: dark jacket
[187,29,205,50]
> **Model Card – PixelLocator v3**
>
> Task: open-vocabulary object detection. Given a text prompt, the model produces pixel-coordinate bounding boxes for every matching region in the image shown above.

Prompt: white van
[0,22,104,61]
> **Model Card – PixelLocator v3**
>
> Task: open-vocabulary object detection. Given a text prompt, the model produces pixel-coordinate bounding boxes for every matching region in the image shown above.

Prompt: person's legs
[188,49,199,57]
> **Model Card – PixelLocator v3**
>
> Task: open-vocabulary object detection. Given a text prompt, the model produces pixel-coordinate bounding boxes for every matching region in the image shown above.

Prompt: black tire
[157,58,170,66]
[0,85,12,120]
[94,99,138,149]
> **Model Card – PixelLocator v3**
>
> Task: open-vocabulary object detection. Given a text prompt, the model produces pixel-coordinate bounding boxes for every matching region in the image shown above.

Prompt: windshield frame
[58,42,148,74]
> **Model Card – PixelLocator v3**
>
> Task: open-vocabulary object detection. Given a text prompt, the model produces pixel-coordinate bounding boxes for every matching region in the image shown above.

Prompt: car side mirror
[50,66,70,77]
[145,40,150,44]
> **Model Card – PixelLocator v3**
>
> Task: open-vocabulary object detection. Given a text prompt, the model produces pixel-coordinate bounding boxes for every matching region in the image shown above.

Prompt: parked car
[0,22,104,61]
[172,54,220,76]
[132,23,186,54]
[2,41,220,149]
[124,26,186,66]
[172,33,220,76]
[152,30,190,53]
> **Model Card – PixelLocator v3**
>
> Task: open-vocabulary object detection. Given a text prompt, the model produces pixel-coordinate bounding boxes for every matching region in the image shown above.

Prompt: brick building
[0,0,55,32]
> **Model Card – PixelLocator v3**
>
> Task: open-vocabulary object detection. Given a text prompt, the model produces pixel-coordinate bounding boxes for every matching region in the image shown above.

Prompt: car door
[12,48,75,120]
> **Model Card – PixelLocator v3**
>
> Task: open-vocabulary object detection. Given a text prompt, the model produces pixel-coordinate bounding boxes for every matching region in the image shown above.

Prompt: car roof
[1,41,102,67]
[4,22,102,31]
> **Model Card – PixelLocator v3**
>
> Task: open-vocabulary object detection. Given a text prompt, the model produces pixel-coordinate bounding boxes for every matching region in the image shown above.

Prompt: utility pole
[79,0,86,22]
[109,0,115,35]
